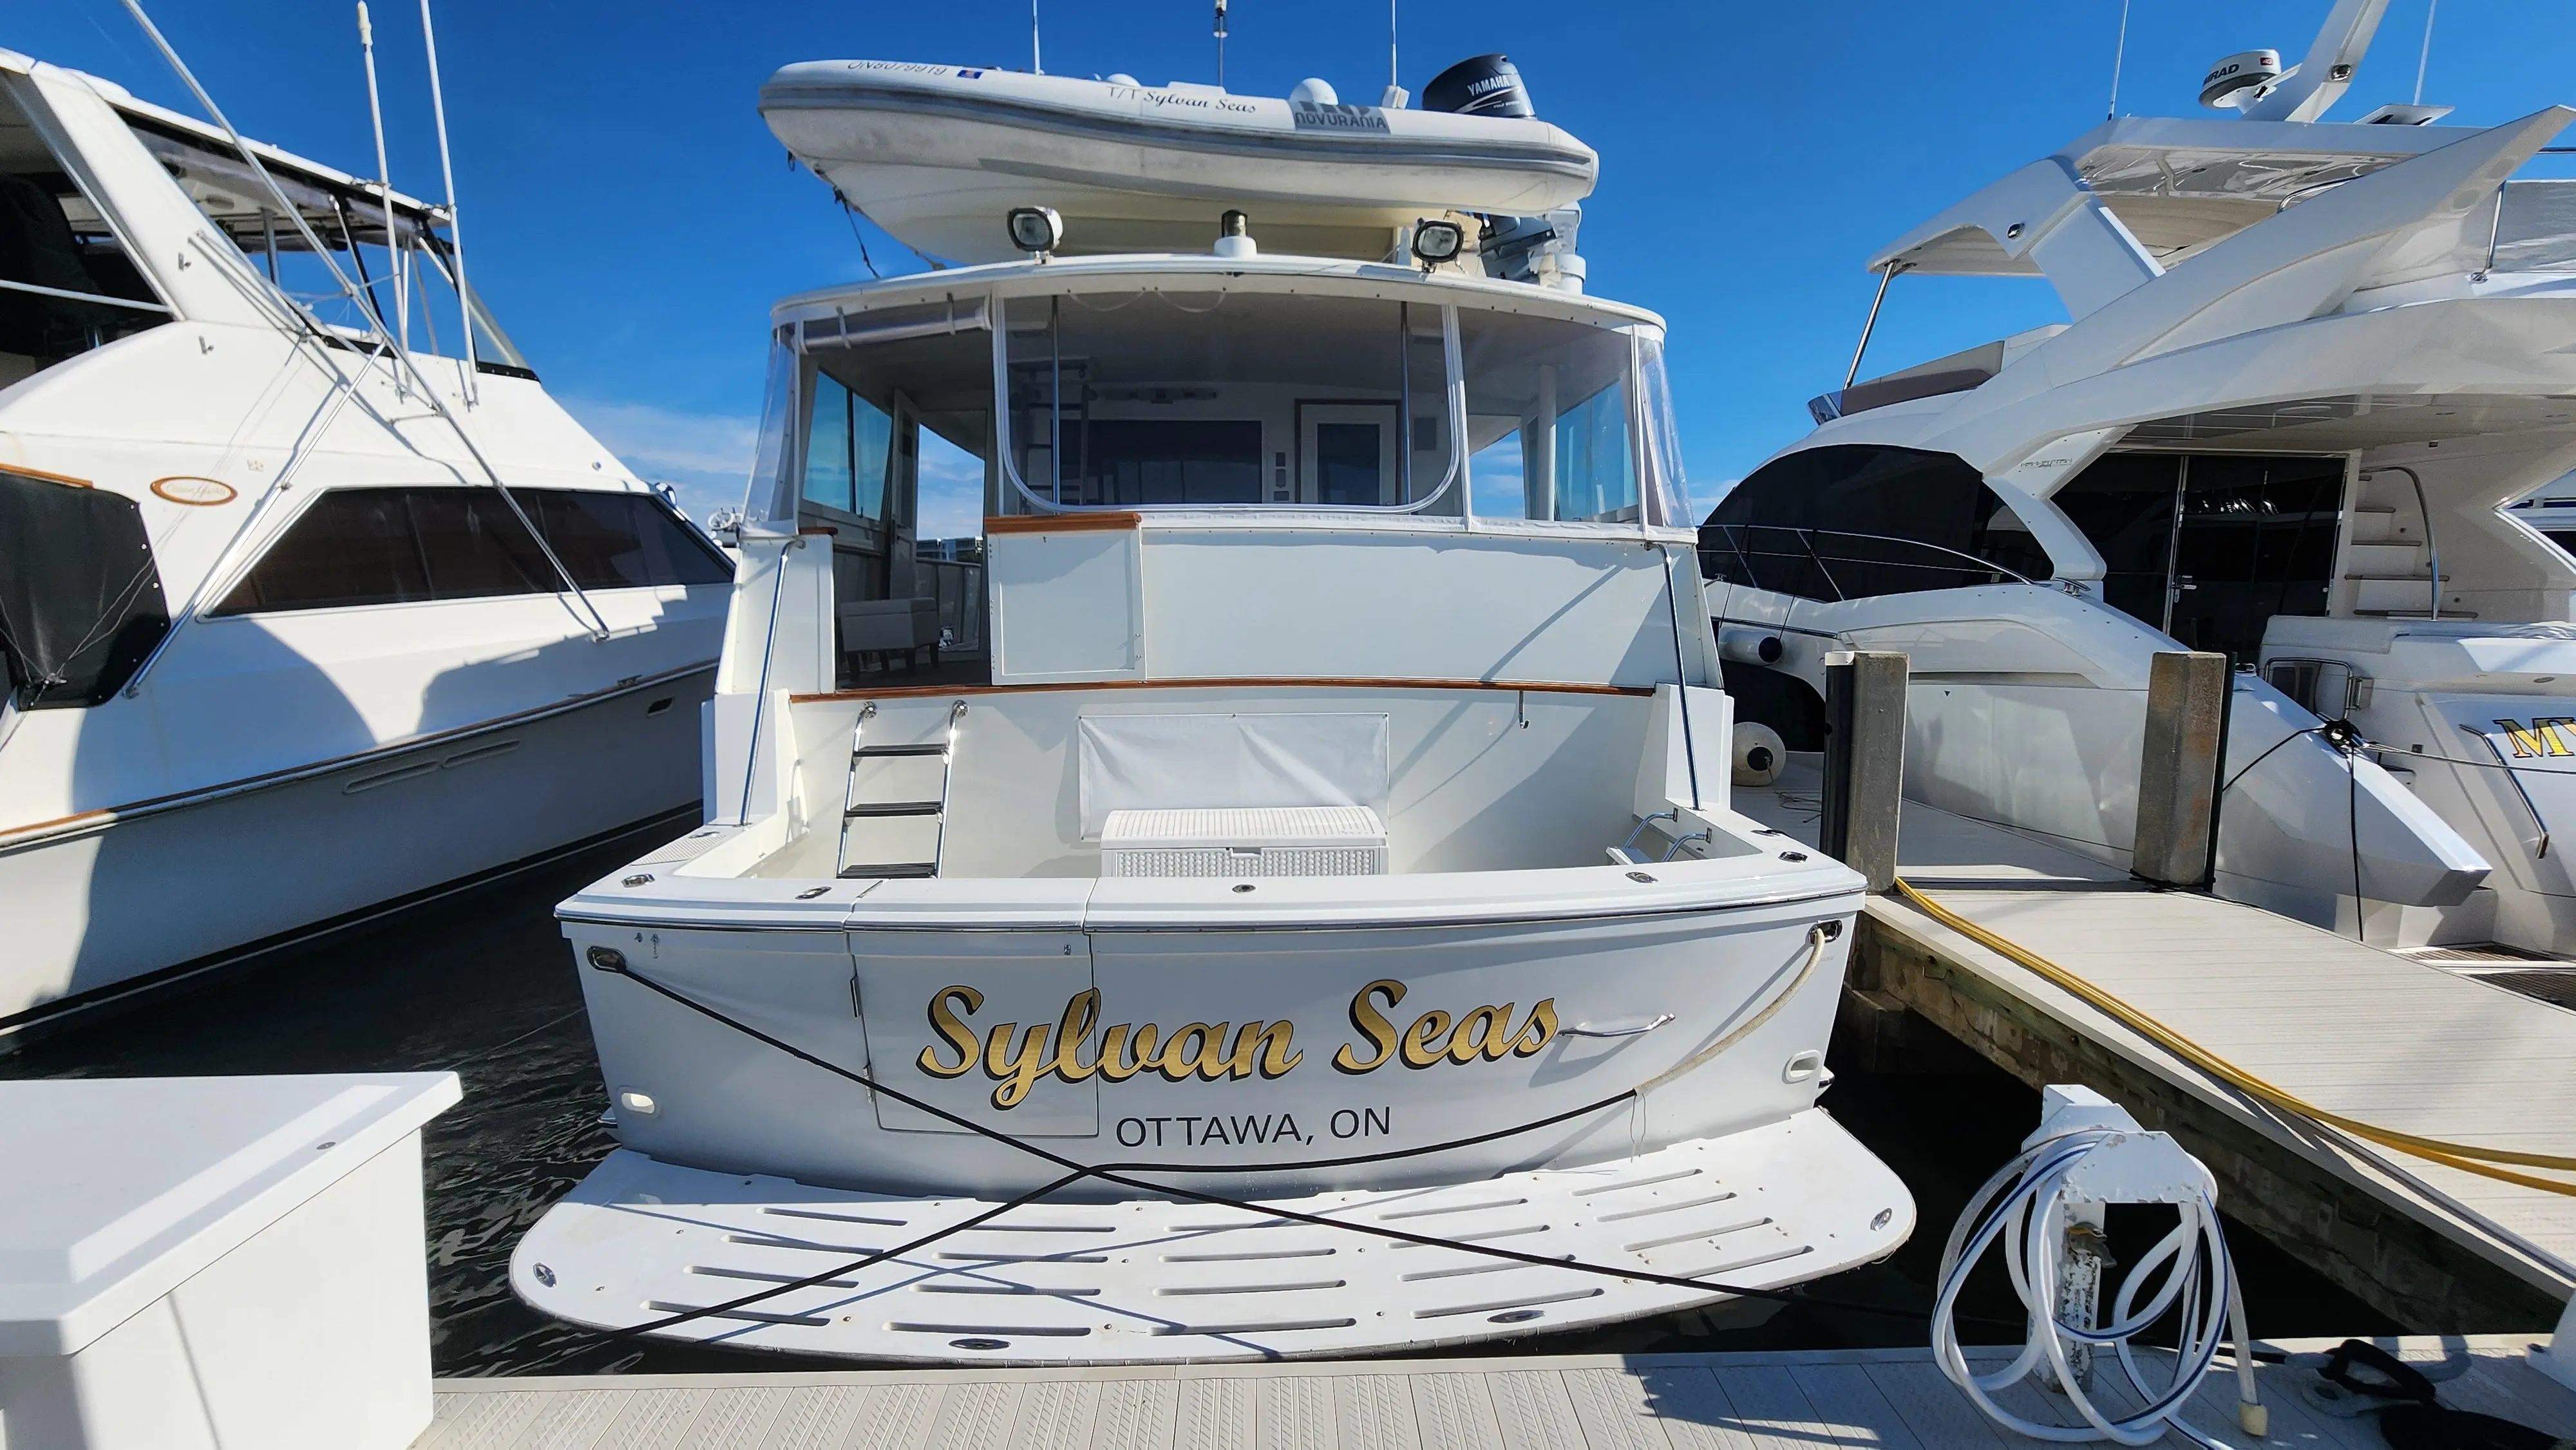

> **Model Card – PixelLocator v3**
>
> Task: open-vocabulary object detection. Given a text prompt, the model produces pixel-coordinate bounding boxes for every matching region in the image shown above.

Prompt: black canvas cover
[0,471,169,708]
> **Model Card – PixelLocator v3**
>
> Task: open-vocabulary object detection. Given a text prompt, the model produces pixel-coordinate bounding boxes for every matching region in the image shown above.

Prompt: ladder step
[838,862,940,880]
[853,744,949,758]
[844,802,945,818]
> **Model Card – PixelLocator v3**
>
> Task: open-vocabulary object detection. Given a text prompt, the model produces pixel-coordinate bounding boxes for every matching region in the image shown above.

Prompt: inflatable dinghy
[761,56,1598,264]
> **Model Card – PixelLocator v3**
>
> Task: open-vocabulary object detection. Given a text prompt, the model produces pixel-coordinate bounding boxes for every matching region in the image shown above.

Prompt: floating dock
[414,1336,2574,1449]
[1742,761,2576,1330]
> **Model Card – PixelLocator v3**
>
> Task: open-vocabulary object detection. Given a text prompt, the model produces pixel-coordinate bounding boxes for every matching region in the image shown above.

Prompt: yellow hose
[1890,879,2576,1198]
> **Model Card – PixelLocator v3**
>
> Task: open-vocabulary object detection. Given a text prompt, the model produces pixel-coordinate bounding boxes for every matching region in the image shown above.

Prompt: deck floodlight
[1412,218,1464,266]
[1007,205,1064,258]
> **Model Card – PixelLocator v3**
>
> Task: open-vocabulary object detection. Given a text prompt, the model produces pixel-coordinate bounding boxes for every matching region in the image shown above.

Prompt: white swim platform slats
[412,1336,2576,1450]
[511,1112,1909,1366]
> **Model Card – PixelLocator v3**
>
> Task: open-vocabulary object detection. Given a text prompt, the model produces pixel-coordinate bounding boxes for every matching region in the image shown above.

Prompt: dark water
[0,831,2399,1376]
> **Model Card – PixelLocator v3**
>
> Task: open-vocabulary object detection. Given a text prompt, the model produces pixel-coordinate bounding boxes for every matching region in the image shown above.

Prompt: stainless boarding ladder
[834,701,967,880]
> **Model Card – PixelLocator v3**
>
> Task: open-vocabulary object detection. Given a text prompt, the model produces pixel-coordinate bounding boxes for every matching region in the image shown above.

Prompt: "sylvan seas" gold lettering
[917,979,1554,1109]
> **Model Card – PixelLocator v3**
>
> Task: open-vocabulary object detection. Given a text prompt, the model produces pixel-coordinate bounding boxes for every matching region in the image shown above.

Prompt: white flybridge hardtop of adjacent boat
[0,43,730,1034]
[1704,0,2576,955]
[515,50,1913,1366]
[760,53,1596,267]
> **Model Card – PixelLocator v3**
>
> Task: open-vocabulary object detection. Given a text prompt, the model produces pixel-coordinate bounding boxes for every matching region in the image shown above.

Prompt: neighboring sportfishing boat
[513,51,1913,1364]
[0,46,728,1033]
[1705,0,2576,954]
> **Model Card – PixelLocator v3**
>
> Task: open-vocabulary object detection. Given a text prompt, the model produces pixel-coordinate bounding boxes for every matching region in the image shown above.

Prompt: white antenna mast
[355,3,408,369]
[1379,0,1408,108]
[2413,0,2437,104]
[2107,0,2133,117]
[418,0,477,404]
[1030,0,1043,73]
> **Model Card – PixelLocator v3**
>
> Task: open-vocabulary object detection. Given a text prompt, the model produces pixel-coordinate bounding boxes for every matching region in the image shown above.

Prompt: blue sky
[14,0,2571,535]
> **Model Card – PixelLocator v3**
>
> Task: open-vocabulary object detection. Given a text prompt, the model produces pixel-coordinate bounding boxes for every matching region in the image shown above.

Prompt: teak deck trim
[984,511,1143,534]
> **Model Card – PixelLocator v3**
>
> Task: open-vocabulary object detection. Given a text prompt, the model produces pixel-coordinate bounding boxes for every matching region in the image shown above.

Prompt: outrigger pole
[117,0,615,642]
[418,0,475,404]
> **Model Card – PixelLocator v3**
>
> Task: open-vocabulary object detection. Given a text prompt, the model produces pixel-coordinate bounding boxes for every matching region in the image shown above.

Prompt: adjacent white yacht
[0,50,730,1031]
[516,55,1913,1364]
[1705,0,2576,952]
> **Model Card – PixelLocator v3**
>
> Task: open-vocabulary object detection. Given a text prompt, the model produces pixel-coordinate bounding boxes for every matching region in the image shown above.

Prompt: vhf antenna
[1215,0,1228,88]
[1030,0,1042,73]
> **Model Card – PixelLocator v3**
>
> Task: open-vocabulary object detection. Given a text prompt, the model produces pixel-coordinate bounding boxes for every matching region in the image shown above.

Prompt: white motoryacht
[1706,0,2576,952]
[0,49,730,1032]
[515,55,1914,1364]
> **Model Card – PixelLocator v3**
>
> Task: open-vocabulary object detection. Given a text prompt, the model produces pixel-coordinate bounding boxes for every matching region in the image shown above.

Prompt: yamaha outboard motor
[1423,54,1535,118]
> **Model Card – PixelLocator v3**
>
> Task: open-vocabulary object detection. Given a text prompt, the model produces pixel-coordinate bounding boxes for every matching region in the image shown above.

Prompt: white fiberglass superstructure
[516,55,1911,1364]
[0,49,729,1031]
[1706,0,2576,952]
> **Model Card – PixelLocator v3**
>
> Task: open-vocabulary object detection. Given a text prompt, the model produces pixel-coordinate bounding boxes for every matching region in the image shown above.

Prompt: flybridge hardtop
[760,55,1596,265]
[1706,0,2576,955]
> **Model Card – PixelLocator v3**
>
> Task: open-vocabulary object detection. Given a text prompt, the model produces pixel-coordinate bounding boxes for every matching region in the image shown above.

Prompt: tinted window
[213,487,728,615]
[2054,453,2342,663]
[1083,420,1262,505]
[524,491,735,590]
[1700,445,2052,601]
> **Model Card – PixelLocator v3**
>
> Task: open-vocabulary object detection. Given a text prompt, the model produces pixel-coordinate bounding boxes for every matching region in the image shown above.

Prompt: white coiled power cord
[1933,1086,2267,1447]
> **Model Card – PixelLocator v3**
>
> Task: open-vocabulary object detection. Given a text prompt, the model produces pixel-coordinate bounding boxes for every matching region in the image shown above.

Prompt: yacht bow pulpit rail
[516,59,1915,1364]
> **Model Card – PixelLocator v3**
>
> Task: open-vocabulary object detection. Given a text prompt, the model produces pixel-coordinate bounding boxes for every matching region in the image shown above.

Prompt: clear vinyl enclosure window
[1000,290,1453,511]
[125,119,530,373]
[803,372,896,521]
[1461,317,1686,527]
[0,78,167,390]
[743,288,1690,530]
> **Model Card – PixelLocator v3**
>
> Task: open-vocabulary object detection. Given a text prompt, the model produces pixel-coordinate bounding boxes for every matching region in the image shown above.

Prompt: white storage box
[0,1073,459,1450]
[1101,805,1388,878]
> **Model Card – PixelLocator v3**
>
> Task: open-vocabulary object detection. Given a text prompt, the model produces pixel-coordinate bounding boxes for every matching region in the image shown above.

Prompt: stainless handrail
[2363,466,2439,619]
[0,276,171,314]
[2476,181,2507,283]
[1701,523,2039,602]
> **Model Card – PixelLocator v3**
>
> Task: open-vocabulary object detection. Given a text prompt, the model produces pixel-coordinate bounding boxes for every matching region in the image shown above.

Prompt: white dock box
[1101,805,1388,877]
[0,1073,459,1450]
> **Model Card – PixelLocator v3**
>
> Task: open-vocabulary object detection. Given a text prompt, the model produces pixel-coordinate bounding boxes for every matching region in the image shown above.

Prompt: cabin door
[1297,403,1400,506]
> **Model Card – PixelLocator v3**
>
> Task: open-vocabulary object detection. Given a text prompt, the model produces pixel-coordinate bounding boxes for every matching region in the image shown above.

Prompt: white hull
[562,881,1857,1200]
[514,1110,1909,1364]
[0,666,712,1030]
